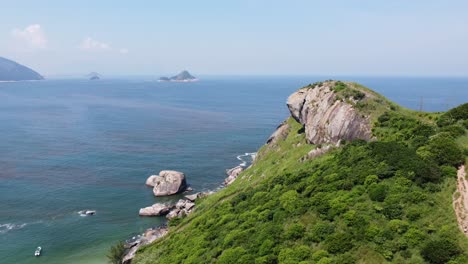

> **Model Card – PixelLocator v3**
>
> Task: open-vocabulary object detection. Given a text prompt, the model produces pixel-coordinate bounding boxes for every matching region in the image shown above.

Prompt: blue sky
[1,0,467,76]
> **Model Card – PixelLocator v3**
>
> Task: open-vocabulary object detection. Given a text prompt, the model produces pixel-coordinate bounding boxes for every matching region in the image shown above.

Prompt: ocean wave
[0,223,28,234]
[236,152,257,167]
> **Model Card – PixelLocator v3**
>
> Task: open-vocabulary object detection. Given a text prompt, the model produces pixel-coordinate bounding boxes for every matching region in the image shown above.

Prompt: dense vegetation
[133,83,467,264]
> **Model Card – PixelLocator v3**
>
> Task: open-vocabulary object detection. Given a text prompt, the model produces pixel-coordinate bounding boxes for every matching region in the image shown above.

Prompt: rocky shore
[123,155,255,263]
[122,226,169,264]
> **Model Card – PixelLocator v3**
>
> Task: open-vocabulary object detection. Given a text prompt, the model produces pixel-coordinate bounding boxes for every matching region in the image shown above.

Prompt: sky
[0,0,467,77]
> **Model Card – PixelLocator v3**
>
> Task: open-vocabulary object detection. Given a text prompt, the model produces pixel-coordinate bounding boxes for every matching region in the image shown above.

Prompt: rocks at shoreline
[184,191,212,202]
[166,199,196,220]
[146,170,187,196]
[138,203,172,216]
[122,226,169,264]
[224,166,244,186]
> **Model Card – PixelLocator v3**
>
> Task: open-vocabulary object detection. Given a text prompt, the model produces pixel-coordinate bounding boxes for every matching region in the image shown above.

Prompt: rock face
[166,199,196,220]
[139,203,172,216]
[122,226,169,264]
[287,83,372,144]
[0,57,43,81]
[224,166,244,186]
[266,121,290,145]
[148,170,187,196]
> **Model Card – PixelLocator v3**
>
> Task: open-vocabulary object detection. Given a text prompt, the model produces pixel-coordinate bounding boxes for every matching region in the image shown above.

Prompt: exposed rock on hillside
[266,121,290,145]
[224,166,244,186]
[287,82,372,144]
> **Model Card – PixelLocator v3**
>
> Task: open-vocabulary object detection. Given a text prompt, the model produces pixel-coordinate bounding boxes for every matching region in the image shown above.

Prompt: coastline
[122,152,256,263]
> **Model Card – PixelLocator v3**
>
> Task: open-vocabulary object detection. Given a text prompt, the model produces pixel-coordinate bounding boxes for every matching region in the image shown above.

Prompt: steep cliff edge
[131,82,467,264]
[287,81,373,144]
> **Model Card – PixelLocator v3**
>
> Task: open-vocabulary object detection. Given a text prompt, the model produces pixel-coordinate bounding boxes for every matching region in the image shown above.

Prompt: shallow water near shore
[0,76,467,263]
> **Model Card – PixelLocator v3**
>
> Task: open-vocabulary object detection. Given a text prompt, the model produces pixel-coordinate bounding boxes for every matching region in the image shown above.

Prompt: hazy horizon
[1,0,468,77]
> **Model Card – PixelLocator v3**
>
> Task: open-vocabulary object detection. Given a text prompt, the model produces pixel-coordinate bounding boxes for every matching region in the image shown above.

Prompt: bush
[278,245,311,264]
[437,103,468,127]
[420,239,461,264]
[325,233,354,254]
[218,247,247,264]
[280,190,301,214]
[440,125,466,138]
[107,241,126,264]
[369,184,388,202]
[284,223,305,240]
[426,133,464,166]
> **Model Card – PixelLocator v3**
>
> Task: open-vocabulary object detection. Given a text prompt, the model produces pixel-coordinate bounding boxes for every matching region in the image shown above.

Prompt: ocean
[0,76,467,263]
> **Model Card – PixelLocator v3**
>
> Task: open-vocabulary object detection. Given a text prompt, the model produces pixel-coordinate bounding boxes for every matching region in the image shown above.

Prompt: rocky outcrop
[185,192,212,202]
[166,199,196,220]
[266,121,290,145]
[122,226,169,264]
[224,166,244,186]
[286,83,372,145]
[146,170,187,196]
[139,203,172,216]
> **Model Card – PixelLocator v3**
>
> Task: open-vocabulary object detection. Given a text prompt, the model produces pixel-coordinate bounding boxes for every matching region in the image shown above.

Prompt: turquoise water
[0,76,467,263]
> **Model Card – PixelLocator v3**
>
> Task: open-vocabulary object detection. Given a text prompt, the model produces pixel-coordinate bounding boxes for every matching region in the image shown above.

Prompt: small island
[0,57,44,81]
[158,70,197,82]
[87,72,101,80]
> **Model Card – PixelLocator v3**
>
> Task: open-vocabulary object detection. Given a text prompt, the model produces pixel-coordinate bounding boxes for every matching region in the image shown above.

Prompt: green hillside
[132,82,468,264]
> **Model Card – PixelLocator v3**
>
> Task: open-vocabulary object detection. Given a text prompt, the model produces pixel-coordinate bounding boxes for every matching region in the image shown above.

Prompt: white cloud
[79,37,128,55]
[11,24,47,49]
[79,37,111,51]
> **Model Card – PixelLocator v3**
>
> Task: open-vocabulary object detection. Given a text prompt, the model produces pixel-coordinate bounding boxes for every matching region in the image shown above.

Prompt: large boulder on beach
[151,170,187,196]
[139,203,172,216]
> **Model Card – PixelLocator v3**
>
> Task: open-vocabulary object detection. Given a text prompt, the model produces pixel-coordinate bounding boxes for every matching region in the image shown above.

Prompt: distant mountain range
[159,70,197,82]
[0,57,44,81]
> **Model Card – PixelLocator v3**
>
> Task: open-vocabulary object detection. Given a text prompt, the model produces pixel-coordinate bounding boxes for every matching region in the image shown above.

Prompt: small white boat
[34,246,41,256]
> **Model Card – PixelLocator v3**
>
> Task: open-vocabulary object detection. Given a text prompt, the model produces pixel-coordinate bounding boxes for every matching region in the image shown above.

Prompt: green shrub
[325,233,354,254]
[437,103,468,127]
[280,190,301,214]
[420,239,461,264]
[278,245,311,264]
[218,247,247,264]
[284,223,305,240]
[426,133,464,166]
[107,241,126,264]
[369,184,388,202]
[440,125,466,138]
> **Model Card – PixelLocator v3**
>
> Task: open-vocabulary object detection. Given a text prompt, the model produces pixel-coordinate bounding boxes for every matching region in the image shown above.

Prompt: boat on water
[34,246,41,256]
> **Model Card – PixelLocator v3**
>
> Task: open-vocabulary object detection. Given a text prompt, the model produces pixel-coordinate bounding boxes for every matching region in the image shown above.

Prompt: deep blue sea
[0,76,467,263]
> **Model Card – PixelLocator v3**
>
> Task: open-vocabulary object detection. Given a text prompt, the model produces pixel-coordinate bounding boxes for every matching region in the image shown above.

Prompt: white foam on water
[0,223,28,234]
[236,152,257,167]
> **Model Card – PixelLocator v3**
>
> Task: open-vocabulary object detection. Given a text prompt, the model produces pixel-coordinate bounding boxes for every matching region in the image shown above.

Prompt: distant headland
[87,72,101,80]
[0,57,44,81]
[158,70,197,82]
